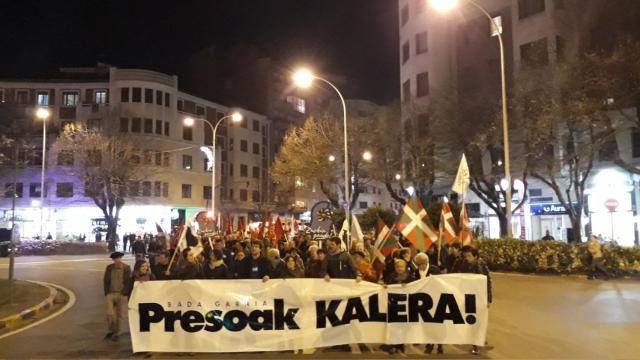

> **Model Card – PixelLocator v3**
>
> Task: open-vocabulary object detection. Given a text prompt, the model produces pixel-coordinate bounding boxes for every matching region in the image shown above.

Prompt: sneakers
[471,345,480,355]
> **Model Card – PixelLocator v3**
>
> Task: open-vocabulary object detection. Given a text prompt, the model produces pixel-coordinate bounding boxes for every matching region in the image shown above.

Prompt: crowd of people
[103,230,492,355]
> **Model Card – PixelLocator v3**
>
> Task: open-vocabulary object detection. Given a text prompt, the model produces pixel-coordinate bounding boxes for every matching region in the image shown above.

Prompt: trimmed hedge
[476,238,640,277]
[16,241,109,256]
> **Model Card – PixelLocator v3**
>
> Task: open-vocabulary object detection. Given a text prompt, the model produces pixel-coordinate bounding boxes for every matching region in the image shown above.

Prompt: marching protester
[320,237,361,281]
[214,238,233,266]
[306,248,325,278]
[446,242,464,273]
[103,252,132,342]
[132,260,155,283]
[147,237,163,267]
[152,251,174,280]
[461,245,492,355]
[587,235,613,280]
[413,252,443,354]
[229,250,247,279]
[132,236,146,261]
[281,254,305,278]
[203,249,232,279]
[177,248,202,280]
[382,258,415,354]
[267,248,287,278]
[238,241,271,281]
[353,250,379,283]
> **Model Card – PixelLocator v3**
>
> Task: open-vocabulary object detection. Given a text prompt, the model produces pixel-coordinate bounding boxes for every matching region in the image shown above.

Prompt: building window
[556,36,566,61]
[520,38,549,67]
[181,184,192,199]
[182,155,193,170]
[56,183,73,198]
[401,5,409,26]
[490,15,503,37]
[95,90,107,104]
[240,164,248,177]
[155,119,162,135]
[57,151,74,166]
[120,118,129,132]
[16,90,28,104]
[29,183,42,197]
[183,126,193,141]
[164,122,170,136]
[359,201,368,209]
[132,87,142,102]
[240,140,248,152]
[252,143,260,154]
[154,90,162,106]
[62,92,79,106]
[142,181,152,197]
[143,88,152,104]
[229,163,234,177]
[203,186,212,200]
[0,89,4,103]
[286,96,306,114]
[402,79,411,103]
[240,189,248,201]
[196,106,205,116]
[416,32,428,54]
[120,88,129,102]
[4,183,23,198]
[154,181,161,197]
[632,130,640,158]
[252,190,260,202]
[165,93,170,107]
[253,120,260,131]
[131,118,142,133]
[519,0,545,19]
[416,72,429,97]
[402,41,410,64]
[163,152,170,167]
[177,99,184,111]
[252,166,260,179]
[529,188,542,197]
[144,118,153,133]
[162,182,169,197]
[36,91,49,106]
[87,118,102,132]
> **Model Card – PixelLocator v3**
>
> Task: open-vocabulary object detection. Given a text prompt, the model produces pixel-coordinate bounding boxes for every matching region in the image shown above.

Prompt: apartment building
[398,0,640,245]
[0,65,270,240]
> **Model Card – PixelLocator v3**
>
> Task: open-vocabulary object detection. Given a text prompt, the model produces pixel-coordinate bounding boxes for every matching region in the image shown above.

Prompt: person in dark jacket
[103,252,132,342]
[267,248,287,278]
[281,254,305,278]
[132,237,146,261]
[446,242,464,273]
[382,259,415,354]
[177,248,202,280]
[213,238,233,266]
[229,250,246,279]
[203,249,231,279]
[238,241,271,281]
[152,251,175,280]
[305,248,325,278]
[320,237,361,281]
[461,245,492,355]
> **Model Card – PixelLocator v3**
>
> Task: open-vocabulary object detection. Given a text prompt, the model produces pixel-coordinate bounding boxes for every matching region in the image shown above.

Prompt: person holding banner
[238,241,271,282]
[461,245,492,355]
[151,251,174,280]
[177,248,203,280]
[203,249,232,279]
[229,250,246,279]
[281,254,305,278]
[320,237,361,281]
[413,253,444,354]
[382,258,416,354]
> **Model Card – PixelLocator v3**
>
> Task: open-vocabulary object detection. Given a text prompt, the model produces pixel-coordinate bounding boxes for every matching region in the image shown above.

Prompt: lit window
[286,96,306,114]
[94,90,107,104]
[62,92,79,107]
[37,91,49,106]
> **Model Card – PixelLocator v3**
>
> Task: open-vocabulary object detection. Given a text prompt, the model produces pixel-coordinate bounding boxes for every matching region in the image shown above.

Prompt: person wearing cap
[103,252,132,342]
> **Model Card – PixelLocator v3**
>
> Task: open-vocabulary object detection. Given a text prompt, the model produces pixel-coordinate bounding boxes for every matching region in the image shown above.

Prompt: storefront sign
[530,203,573,216]
[128,276,489,353]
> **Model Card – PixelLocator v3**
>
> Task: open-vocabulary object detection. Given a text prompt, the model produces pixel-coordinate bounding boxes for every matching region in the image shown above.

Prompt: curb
[0,281,59,331]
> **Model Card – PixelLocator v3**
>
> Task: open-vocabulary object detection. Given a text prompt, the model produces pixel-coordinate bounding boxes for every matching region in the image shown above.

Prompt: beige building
[0,65,270,240]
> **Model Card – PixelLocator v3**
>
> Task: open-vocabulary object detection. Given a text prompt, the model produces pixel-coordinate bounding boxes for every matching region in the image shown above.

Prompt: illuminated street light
[36,107,51,240]
[184,111,243,222]
[293,67,351,244]
[328,155,336,162]
[429,0,513,237]
[362,151,373,161]
[395,173,402,181]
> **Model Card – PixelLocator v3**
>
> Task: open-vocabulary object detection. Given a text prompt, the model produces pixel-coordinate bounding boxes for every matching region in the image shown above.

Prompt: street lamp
[395,173,402,181]
[36,107,50,240]
[362,151,373,161]
[293,68,352,242]
[429,0,513,237]
[183,111,242,225]
[328,155,336,162]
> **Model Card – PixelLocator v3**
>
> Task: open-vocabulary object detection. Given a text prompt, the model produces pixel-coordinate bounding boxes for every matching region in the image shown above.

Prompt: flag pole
[166,225,185,275]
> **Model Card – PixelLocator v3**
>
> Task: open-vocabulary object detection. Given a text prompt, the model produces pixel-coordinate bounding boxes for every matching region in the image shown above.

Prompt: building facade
[0,65,270,240]
[399,0,640,245]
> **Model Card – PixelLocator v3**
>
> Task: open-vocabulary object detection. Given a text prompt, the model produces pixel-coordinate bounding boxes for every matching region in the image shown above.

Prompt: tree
[51,124,151,251]
[272,106,379,210]
[357,206,398,231]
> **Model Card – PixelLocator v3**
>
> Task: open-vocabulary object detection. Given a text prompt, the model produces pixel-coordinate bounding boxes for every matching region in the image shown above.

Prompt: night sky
[0,0,399,104]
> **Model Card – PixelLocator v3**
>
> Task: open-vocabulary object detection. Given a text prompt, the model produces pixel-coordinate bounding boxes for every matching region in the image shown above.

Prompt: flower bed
[475,238,640,277]
[15,241,108,256]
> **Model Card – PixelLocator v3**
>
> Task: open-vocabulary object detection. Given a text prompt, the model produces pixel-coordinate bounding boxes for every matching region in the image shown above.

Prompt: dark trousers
[589,258,611,278]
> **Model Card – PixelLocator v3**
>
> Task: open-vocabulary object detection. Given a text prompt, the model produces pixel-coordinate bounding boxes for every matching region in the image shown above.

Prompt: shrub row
[475,238,640,276]
[15,241,108,256]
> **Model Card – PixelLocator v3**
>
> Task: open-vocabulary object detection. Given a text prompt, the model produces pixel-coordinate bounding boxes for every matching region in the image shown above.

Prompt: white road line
[0,256,133,268]
[0,281,76,340]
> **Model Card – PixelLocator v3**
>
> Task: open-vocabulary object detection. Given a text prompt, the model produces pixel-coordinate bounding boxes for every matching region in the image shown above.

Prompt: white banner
[128,274,488,353]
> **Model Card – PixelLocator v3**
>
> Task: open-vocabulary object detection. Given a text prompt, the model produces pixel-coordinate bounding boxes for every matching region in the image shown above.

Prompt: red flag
[372,219,399,273]
[225,215,233,235]
[440,202,458,244]
[274,217,285,242]
[396,195,438,251]
[266,215,275,240]
[459,203,473,245]
[237,216,245,236]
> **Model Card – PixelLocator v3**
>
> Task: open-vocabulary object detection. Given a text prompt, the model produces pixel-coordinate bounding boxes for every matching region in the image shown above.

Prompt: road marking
[0,256,133,268]
[0,281,76,340]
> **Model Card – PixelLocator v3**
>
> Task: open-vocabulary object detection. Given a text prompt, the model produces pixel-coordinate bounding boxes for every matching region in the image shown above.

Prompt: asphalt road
[0,255,638,359]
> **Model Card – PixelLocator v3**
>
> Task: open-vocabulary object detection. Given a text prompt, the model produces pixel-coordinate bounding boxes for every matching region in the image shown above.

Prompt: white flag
[351,214,364,244]
[339,218,349,250]
[452,154,470,196]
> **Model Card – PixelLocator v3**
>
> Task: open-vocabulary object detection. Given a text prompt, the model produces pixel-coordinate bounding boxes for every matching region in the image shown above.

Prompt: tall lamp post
[293,69,352,240]
[184,112,242,224]
[430,0,513,237]
[36,107,50,240]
